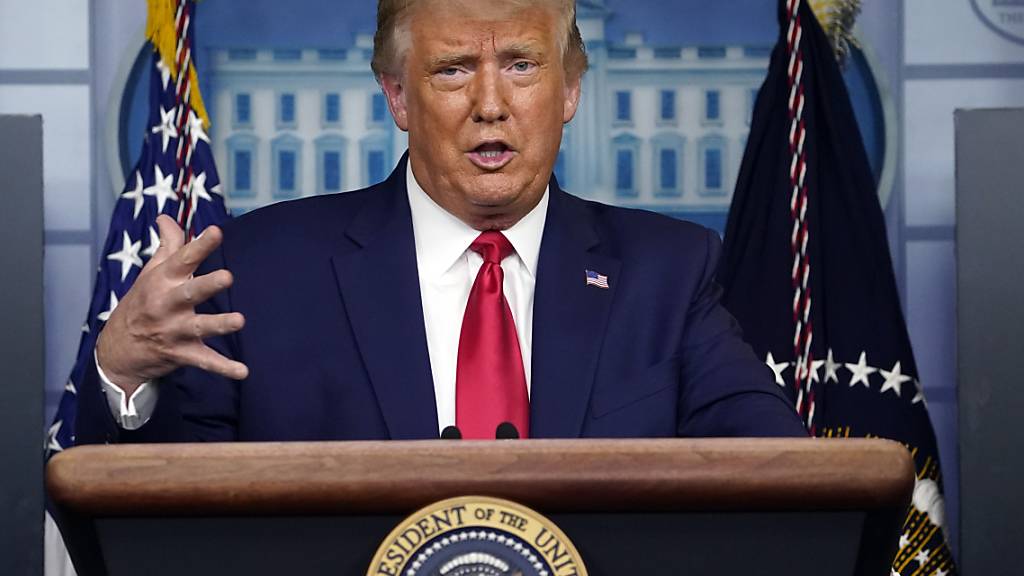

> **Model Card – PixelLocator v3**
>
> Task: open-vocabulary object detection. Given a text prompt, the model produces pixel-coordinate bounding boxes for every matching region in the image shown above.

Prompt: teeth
[479,150,502,158]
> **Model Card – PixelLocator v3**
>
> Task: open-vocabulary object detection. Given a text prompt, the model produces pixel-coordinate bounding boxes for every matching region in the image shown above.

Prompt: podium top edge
[47,438,915,517]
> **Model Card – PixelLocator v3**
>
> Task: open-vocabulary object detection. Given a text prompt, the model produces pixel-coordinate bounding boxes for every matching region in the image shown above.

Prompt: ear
[380,74,409,131]
[562,73,582,124]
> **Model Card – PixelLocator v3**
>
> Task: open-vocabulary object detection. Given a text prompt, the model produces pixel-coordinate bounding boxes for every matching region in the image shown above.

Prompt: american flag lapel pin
[585,269,609,289]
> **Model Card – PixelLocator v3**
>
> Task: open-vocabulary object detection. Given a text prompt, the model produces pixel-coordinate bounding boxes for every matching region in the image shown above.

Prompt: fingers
[163,224,224,279]
[100,216,246,385]
[188,312,246,340]
[150,215,184,267]
[172,269,234,308]
[180,343,250,381]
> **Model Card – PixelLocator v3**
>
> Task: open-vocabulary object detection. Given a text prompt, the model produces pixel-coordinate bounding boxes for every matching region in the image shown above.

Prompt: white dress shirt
[408,161,547,432]
[99,161,548,434]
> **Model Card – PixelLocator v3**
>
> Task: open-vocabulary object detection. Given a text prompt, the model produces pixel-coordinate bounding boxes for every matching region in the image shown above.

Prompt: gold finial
[809,0,862,67]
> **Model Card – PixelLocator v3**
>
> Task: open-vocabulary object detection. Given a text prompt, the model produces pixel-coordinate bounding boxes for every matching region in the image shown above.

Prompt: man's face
[381,1,581,231]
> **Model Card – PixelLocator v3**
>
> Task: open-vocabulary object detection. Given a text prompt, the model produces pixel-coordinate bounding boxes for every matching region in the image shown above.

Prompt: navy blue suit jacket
[77,157,805,444]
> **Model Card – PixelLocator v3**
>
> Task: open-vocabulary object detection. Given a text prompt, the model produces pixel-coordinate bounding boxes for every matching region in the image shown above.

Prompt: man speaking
[77,0,806,443]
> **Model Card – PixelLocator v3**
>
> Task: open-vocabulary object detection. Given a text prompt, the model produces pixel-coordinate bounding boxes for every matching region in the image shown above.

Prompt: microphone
[495,422,520,440]
[440,425,462,440]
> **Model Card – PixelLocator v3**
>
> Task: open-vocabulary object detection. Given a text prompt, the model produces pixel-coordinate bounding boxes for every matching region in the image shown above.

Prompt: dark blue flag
[46,0,229,457]
[718,1,957,574]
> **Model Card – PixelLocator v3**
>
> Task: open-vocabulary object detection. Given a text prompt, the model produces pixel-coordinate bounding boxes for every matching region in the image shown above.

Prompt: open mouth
[468,141,515,169]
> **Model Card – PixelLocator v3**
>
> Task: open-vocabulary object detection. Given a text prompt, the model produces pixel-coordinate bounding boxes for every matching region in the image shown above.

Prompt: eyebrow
[497,41,546,61]
[426,41,547,69]
[427,53,476,69]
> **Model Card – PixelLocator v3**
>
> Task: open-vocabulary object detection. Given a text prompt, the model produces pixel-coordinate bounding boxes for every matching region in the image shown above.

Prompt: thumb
[150,214,184,267]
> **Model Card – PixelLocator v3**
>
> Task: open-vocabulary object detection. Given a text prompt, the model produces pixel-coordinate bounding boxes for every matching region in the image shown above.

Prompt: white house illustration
[208,0,770,231]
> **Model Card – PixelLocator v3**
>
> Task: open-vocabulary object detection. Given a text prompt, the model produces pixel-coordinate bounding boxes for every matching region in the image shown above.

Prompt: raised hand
[95,215,249,397]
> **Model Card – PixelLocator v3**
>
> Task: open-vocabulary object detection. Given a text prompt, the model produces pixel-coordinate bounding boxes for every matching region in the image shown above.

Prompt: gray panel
[0,115,45,576]
[956,108,1024,576]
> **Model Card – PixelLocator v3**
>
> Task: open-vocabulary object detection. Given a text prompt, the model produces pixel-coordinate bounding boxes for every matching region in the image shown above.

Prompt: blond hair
[371,0,589,80]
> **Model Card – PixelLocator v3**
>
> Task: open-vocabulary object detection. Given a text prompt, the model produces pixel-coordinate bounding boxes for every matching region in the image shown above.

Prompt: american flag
[46,0,229,457]
[718,1,957,574]
[585,270,609,289]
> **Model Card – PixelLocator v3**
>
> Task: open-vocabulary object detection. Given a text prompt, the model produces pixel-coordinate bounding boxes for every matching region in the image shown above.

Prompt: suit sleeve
[676,228,808,438]
[74,240,242,445]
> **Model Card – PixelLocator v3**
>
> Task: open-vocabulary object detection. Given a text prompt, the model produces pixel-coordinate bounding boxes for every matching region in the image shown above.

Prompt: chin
[465,176,524,205]
[467,212,521,232]
[466,195,519,213]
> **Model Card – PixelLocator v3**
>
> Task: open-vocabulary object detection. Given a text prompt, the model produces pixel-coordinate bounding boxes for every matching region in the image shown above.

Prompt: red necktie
[456,231,529,439]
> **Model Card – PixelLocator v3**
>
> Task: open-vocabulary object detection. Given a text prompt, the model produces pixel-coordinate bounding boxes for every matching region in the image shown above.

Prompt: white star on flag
[107,231,143,281]
[156,58,171,89]
[153,106,178,153]
[144,165,178,213]
[122,171,146,219]
[64,379,76,395]
[880,361,912,397]
[845,351,877,388]
[765,352,790,387]
[188,110,211,147]
[142,226,161,259]
[914,549,931,566]
[807,359,825,383]
[824,348,840,383]
[899,533,910,549]
[97,291,119,323]
[191,171,213,203]
[46,420,64,453]
[912,379,926,405]
[189,171,215,222]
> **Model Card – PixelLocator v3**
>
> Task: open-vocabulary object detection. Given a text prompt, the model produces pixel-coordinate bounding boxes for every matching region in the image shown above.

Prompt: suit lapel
[330,160,439,439]
[530,185,621,438]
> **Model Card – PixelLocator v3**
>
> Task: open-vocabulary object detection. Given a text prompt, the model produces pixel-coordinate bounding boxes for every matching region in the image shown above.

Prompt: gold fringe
[809,0,862,67]
[146,0,210,128]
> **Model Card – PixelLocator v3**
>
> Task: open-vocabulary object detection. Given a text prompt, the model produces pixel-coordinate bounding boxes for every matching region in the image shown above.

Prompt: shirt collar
[406,160,548,281]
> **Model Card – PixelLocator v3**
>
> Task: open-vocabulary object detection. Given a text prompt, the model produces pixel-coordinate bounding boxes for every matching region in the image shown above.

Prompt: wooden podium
[48,438,913,576]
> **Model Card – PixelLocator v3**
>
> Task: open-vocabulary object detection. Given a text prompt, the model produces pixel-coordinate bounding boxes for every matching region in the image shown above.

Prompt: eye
[439,67,460,76]
[511,61,534,73]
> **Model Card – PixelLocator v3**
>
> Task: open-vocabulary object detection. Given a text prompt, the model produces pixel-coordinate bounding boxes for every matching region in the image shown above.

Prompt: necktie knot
[470,231,515,265]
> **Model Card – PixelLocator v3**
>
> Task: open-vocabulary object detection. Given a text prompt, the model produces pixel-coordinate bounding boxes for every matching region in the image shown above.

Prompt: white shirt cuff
[94,350,159,431]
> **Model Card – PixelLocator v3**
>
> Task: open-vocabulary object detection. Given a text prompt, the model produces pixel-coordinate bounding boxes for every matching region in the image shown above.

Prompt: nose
[470,64,510,124]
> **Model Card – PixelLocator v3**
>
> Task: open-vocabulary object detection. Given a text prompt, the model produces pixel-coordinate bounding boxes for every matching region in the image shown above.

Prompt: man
[77,0,805,443]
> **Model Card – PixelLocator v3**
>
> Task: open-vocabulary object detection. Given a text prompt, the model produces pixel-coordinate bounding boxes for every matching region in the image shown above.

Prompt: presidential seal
[368,496,588,576]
